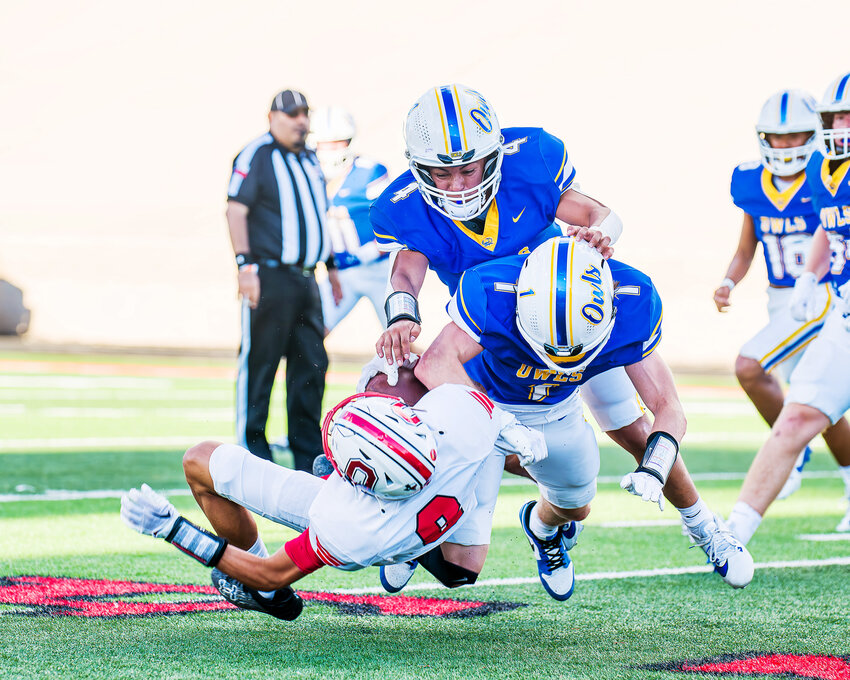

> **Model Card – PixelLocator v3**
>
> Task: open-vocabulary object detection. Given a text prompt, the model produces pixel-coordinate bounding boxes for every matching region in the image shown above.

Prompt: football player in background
[729,71,850,542]
[311,106,392,335]
[121,369,546,621]
[369,84,738,591]
[381,237,753,601]
[713,89,850,500]
[272,107,391,454]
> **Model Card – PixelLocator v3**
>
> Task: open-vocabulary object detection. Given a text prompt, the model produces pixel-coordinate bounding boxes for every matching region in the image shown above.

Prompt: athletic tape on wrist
[635,431,679,485]
[385,291,421,326]
[720,277,735,291]
[598,211,623,244]
[164,516,228,567]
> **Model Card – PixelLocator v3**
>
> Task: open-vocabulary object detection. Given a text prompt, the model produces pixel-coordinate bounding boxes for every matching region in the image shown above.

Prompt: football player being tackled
[121,367,546,621]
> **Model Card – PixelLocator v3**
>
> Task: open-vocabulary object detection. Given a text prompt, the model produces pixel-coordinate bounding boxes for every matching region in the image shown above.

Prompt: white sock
[726,502,762,545]
[247,537,269,558]
[677,497,713,530]
[838,465,850,496]
[247,537,276,597]
[530,504,559,540]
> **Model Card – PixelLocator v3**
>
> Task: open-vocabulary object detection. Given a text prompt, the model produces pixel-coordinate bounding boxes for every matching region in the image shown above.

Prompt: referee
[226,89,341,470]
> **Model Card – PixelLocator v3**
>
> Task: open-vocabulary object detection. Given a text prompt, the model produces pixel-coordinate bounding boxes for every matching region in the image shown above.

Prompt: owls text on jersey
[370,127,574,294]
[326,157,390,269]
[448,256,663,406]
[306,384,502,570]
[730,162,820,287]
[806,151,850,288]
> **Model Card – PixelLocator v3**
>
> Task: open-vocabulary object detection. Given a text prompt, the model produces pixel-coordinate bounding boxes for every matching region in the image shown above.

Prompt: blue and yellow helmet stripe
[554,238,571,347]
[434,85,470,157]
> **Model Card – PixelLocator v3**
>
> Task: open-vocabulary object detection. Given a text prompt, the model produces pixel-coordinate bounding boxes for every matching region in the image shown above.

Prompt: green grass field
[1,351,849,679]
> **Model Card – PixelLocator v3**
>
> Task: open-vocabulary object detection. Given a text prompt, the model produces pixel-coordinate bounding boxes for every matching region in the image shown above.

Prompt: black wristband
[235,253,255,267]
[164,516,228,567]
[636,431,679,486]
[326,253,338,270]
[385,291,421,326]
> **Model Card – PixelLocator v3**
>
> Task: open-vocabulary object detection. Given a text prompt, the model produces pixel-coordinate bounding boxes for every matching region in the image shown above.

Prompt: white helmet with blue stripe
[404,84,504,220]
[755,90,819,176]
[515,236,616,376]
[309,106,357,179]
[817,72,850,160]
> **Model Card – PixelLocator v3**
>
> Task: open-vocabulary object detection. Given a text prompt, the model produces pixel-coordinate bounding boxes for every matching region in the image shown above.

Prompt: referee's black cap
[271,90,309,114]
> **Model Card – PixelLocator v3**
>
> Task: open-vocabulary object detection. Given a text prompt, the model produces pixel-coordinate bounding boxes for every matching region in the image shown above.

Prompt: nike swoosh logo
[801,197,811,202]
[513,208,526,222]
[714,561,729,577]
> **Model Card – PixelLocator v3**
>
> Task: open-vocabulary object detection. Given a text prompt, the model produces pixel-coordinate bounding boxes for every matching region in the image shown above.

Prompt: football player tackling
[382,237,754,601]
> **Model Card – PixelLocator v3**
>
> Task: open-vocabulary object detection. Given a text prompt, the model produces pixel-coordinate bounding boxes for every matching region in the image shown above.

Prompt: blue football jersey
[730,162,820,287]
[327,157,390,269]
[447,256,663,406]
[806,151,850,288]
[370,127,574,293]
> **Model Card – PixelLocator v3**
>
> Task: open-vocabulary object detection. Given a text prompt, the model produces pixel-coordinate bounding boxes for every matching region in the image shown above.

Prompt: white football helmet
[321,393,437,500]
[516,237,616,375]
[755,90,819,176]
[310,106,357,178]
[404,84,504,220]
[817,72,850,160]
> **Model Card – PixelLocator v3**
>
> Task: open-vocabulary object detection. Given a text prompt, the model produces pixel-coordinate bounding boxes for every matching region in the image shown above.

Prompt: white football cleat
[379,560,418,593]
[687,514,754,588]
[777,446,811,500]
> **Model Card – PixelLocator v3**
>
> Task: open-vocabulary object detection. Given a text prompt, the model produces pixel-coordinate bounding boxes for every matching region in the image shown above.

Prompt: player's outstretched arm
[377,250,430,365]
[714,213,758,312]
[120,483,309,591]
[619,353,687,511]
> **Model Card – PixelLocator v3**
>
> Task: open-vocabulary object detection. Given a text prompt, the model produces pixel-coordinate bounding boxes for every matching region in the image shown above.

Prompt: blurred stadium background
[2,0,849,368]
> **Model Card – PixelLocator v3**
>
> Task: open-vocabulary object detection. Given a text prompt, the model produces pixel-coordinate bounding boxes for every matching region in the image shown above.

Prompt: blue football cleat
[379,560,418,593]
[519,500,577,601]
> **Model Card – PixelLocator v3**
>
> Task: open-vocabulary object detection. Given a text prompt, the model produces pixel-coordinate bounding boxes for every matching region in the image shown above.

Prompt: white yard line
[331,556,850,594]
[0,471,842,501]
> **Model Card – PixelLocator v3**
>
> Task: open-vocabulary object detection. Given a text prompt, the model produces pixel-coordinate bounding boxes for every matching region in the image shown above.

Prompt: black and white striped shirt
[227,133,330,268]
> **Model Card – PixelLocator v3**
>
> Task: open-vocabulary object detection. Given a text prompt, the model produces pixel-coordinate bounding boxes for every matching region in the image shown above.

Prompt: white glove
[790,272,818,322]
[619,471,665,512]
[120,483,179,538]
[356,352,419,391]
[494,410,548,466]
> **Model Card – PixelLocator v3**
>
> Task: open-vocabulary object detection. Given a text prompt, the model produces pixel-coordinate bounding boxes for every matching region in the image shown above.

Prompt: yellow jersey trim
[820,158,850,197]
[451,200,500,251]
[760,168,806,211]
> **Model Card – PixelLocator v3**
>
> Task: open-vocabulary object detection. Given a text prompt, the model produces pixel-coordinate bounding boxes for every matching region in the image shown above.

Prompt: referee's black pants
[236,265,327,470]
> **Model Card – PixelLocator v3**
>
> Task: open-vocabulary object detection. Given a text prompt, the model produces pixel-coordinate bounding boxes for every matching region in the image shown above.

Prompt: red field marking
[0,575,523,619]
[644,653,850,679]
